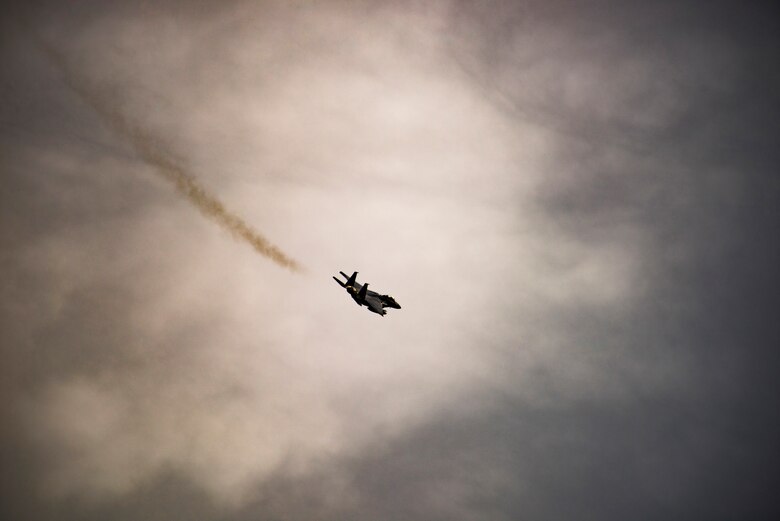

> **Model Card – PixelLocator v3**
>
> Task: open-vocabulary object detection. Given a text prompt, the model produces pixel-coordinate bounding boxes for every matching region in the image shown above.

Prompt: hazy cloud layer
[2,1,778,520]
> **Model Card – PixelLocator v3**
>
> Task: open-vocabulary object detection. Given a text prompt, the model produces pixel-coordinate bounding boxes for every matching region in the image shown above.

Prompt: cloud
[2,1,778,519]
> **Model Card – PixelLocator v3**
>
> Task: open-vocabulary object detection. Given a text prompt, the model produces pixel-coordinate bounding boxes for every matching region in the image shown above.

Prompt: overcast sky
[1,1,778,520]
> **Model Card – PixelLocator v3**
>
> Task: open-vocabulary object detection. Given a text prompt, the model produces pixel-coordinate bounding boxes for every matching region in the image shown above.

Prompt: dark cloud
[2,1,778,520]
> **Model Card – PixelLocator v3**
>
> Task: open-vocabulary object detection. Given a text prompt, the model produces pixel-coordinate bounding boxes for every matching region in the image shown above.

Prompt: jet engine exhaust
[38,41,302,273]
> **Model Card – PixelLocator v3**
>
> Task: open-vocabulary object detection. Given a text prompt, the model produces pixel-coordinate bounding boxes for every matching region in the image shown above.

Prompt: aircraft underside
[333,270,400,317]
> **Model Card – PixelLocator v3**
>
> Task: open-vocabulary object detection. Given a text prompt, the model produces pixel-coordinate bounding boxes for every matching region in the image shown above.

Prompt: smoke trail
[39,42,303,272]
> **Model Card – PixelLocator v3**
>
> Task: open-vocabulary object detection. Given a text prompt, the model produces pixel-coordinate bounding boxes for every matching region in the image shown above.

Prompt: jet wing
[364,295,387,316]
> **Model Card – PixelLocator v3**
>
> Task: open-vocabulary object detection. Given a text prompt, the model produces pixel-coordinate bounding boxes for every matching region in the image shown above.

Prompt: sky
[1,1,778,519]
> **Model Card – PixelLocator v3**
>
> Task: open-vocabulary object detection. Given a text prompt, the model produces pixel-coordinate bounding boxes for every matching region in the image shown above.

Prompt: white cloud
[18,0,649,508]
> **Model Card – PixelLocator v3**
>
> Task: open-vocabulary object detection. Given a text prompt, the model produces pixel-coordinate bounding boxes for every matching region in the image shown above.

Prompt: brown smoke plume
[40,42,303,272]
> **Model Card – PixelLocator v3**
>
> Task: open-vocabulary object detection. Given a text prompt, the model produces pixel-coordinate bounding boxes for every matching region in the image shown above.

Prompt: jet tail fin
[345,271,358,287]
[358,283,368,302]
[333,276,346,287]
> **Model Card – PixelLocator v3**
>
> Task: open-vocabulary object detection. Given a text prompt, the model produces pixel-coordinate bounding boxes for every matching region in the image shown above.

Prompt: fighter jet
[333,271,401,317]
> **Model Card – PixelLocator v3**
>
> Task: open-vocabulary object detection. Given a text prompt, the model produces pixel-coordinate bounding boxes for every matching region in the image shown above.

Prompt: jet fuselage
[333,271,401,317]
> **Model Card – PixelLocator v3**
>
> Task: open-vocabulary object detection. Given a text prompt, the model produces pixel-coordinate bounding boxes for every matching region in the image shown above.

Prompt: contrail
[39,42,302,272]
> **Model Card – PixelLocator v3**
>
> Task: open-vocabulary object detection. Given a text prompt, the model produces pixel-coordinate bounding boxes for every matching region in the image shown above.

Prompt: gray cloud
[2,1,778,519]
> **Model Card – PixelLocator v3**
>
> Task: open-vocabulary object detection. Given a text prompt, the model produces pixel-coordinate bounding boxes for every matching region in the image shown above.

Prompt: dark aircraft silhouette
[333,271,401,317]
